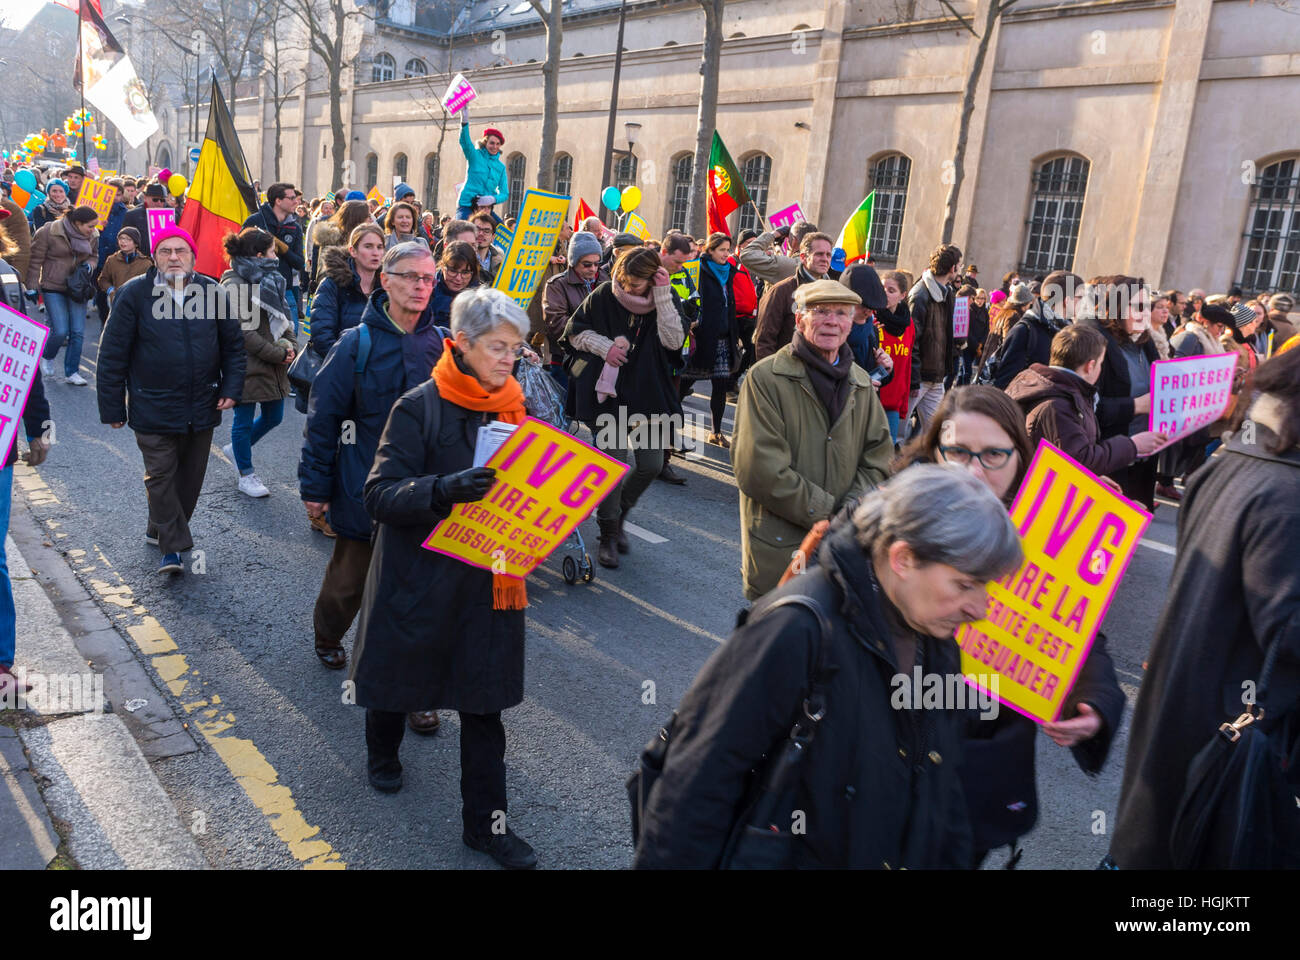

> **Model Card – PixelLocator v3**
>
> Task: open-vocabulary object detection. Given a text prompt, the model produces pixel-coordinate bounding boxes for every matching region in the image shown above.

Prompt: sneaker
[463,827,537,870]
[158,553,183,575]
[144,531,159,545]
[40,359,54,378]
[238,473,270,498]
[64,372,88,386]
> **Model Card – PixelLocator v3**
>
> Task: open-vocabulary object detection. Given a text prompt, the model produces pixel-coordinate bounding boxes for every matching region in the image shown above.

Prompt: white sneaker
[40,359,54,377]
[237,473,270,498]
[65,372,88,386]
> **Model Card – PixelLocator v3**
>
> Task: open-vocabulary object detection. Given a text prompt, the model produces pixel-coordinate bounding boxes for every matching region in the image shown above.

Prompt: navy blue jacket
[298,290,446,541]
[308,246,370,358]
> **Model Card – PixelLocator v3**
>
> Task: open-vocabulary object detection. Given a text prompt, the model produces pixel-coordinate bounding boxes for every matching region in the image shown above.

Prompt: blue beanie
[344,190,366,202]
[568,230,602,264]
[393,182,414,200]
[47,178,70,195]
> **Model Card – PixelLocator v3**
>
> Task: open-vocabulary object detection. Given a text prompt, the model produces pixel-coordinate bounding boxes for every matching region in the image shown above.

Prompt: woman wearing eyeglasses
[893,385,1124,867]
[431,241,481,327]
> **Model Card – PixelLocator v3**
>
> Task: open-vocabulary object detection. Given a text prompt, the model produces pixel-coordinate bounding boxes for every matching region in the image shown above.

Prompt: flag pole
[77,0,88,164]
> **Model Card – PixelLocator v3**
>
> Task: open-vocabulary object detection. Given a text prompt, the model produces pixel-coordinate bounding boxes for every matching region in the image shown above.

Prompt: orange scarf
[432,340,529,610]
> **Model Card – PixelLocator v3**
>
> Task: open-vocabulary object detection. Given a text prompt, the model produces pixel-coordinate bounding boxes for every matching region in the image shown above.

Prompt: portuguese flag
[834,191,875,266]
[179,79,257,278]
[706,131,750,236]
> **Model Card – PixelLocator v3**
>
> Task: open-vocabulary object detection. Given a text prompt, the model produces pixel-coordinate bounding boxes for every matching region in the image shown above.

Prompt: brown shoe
[314,639,347,670]
[310,514,337,538]
[1156,483,1183,502]
[407,710,440,735]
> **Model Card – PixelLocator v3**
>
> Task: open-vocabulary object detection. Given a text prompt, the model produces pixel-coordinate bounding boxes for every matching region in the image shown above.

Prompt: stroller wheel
[562,554,578,584]
[581,553,595,582]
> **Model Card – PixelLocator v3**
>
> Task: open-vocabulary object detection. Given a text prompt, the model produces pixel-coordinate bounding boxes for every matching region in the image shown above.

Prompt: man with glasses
[470,210,504,283]
[245,182,307,333]
[733,279,893,600]
[97,226,246,576]
[122,181,173,241]
[544,230,608,396]
[299,241,447,734]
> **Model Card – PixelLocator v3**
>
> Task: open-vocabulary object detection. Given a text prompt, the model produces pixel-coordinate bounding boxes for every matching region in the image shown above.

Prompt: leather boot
[314,635,347,670]
[615,513,630,554]
[596,518,620,569]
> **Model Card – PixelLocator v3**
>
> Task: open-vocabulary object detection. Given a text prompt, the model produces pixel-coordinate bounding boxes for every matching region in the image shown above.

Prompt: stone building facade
[231,0,1300,295]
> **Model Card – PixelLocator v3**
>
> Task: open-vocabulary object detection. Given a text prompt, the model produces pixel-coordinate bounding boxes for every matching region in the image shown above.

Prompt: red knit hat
[482,128,505,145]
[151,224,198,258]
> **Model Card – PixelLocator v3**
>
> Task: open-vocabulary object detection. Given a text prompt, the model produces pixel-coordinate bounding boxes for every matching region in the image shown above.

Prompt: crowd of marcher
[0,143,1295,872]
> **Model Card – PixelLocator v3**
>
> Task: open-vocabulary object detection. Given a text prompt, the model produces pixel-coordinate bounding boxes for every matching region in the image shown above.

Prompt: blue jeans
[886,410,900,444]
[284,288,300,340]
[0,467,14,668]
[42,291,88,377]
[230,400,284,476]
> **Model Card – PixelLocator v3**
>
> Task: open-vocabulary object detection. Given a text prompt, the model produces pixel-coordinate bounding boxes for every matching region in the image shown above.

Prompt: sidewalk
[0,506,207,869]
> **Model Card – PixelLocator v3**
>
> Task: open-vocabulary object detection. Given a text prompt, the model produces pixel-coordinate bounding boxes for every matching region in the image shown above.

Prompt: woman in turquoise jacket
[457,113,508,218]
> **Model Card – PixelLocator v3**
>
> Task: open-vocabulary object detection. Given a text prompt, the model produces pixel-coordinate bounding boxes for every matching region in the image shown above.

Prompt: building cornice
[842,0,1175,41]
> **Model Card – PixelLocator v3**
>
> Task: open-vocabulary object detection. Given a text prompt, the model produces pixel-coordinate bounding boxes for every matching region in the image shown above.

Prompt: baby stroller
[516,356,595,585]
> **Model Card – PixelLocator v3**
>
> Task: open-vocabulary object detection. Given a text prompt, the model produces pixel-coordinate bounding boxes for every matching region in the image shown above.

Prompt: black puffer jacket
[991,301,1067,389]
[633,521,972,869]
[96,268,246,433]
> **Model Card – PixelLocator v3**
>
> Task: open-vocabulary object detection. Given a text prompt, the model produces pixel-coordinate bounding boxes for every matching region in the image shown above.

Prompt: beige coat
[732,344,893,600]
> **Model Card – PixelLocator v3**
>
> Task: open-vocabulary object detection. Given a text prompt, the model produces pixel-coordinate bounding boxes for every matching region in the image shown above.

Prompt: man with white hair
[733,278,893,600]
[300,241,447,731]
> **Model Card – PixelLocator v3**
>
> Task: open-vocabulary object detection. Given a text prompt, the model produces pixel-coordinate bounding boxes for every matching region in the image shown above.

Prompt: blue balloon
[23,190,45,215]
[601,186,622,211]
[831,247,846,273]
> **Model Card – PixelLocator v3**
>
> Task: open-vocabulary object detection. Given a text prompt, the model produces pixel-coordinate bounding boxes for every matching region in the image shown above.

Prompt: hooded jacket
[308,246,372,357]
[991,300,1068,389]
[633,521,973,869]
[1005,364,1138,478]
[457,122,508,209]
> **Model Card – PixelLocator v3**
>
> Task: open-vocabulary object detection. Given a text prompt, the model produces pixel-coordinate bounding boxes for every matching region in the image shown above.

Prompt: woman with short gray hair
[633,464,1022,869]
[349,283,538,869]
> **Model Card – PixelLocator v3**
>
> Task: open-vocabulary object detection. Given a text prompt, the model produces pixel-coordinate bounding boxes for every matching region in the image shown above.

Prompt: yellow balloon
[167,174,188,197]
[620,185,641,213]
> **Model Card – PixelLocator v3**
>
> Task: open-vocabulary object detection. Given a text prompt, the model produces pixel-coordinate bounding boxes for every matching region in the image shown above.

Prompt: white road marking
[623,521,667,544]
[1139,538,1176,556]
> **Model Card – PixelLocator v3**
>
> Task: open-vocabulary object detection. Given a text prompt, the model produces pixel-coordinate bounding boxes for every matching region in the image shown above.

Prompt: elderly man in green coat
[733,279,893,600]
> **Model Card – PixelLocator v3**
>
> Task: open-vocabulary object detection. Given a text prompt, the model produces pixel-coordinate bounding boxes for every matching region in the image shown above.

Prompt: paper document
[474,421,518,467]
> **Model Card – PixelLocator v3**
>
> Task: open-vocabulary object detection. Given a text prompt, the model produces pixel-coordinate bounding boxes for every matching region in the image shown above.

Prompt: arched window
[404,58,427,78]
[868,153,911,263]
[424,153,440,212]
[506,153,526,220]
[553,153,572,198]
[668,153,693,233]
[1237,156,1300,296]
[155,145,172,171]
[371,53,395,83]
[393,152,408,185]
[737,153,772,233]
[1021,154,1090,274]
[365,152,378,190]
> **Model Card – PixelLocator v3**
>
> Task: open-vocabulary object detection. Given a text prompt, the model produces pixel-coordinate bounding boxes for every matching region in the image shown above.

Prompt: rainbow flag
[178,79,257,278]
[834,191,875,266]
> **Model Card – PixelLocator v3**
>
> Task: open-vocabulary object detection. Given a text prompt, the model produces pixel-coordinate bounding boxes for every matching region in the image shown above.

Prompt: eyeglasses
[939,445,1015,470]
[386,271,437,286]
[443,268,473,280]
[808,306,854,319]
[480,340,524,359]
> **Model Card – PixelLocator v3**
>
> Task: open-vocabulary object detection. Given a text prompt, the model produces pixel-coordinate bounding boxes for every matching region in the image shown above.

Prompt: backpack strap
[350,322,372,414]
[420,380,443,451]
[749,592,834,727]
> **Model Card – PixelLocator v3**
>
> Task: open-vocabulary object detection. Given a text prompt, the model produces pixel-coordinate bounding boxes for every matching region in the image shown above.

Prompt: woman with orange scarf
[350,286,537,869]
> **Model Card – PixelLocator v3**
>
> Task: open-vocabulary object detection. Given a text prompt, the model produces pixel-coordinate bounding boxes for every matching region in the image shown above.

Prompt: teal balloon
[601,186,621,211]
[23,190,45,215]
[13,168,36,192]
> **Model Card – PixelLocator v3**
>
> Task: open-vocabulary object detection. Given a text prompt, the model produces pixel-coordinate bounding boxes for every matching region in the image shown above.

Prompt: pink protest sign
[146,208,176,254]
[0,301,51,466]
[953,296,970,338]
[768,203,805,254]
[442,73,477,115]
[1148,353,1238,444]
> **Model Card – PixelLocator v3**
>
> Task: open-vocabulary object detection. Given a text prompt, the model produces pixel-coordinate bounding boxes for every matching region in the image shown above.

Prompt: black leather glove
[433,466,497,506]
[773,224,792,241]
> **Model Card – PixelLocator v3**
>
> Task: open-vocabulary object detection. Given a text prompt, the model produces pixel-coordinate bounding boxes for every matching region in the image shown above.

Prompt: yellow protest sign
[493,188,570,311]
[954,441,1150,724]
[422,416,628,578]
[625,213,650,240]
[366,186,386,207]
[682,259,700,288]
[77,178,118,230]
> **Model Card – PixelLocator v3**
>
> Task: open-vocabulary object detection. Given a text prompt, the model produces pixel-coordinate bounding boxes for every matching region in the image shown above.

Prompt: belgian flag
[179,79,257,278]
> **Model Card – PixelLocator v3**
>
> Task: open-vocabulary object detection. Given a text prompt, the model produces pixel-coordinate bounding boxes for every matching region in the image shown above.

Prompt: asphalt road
[17,306,1177,870]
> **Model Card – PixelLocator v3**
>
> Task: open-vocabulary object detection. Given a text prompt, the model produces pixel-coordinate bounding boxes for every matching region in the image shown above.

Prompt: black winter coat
[991,304,1064,389]
[96,268,246,434]
[683,259,740,381]
[1085,320,1160,508]
[307,246,372,358]
[1111,422,1300,868]
[298,291,445,543]
[243,203,305,289]
[633,522,972,869]
[908,277,958,383]
[350,378,525,714]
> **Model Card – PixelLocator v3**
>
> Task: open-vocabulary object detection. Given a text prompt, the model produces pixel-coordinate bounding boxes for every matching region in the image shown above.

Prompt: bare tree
[278,0,371,191]
[685,0,724,236]
[526,0,563,190]
[263,21,317,182]
[940,0,1017,243]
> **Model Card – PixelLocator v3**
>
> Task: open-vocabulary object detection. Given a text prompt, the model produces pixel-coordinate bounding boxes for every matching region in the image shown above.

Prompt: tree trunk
[328,63,346,191]
[686,0,723,237]
[533,1,563,191]
[940,0,1007,243]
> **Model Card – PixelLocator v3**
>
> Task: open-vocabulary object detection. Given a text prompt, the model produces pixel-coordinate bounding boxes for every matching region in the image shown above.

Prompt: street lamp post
[599,0,629,225]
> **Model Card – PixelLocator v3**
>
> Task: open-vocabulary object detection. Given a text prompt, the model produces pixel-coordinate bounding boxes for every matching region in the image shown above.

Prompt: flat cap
[794,278,861,310]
